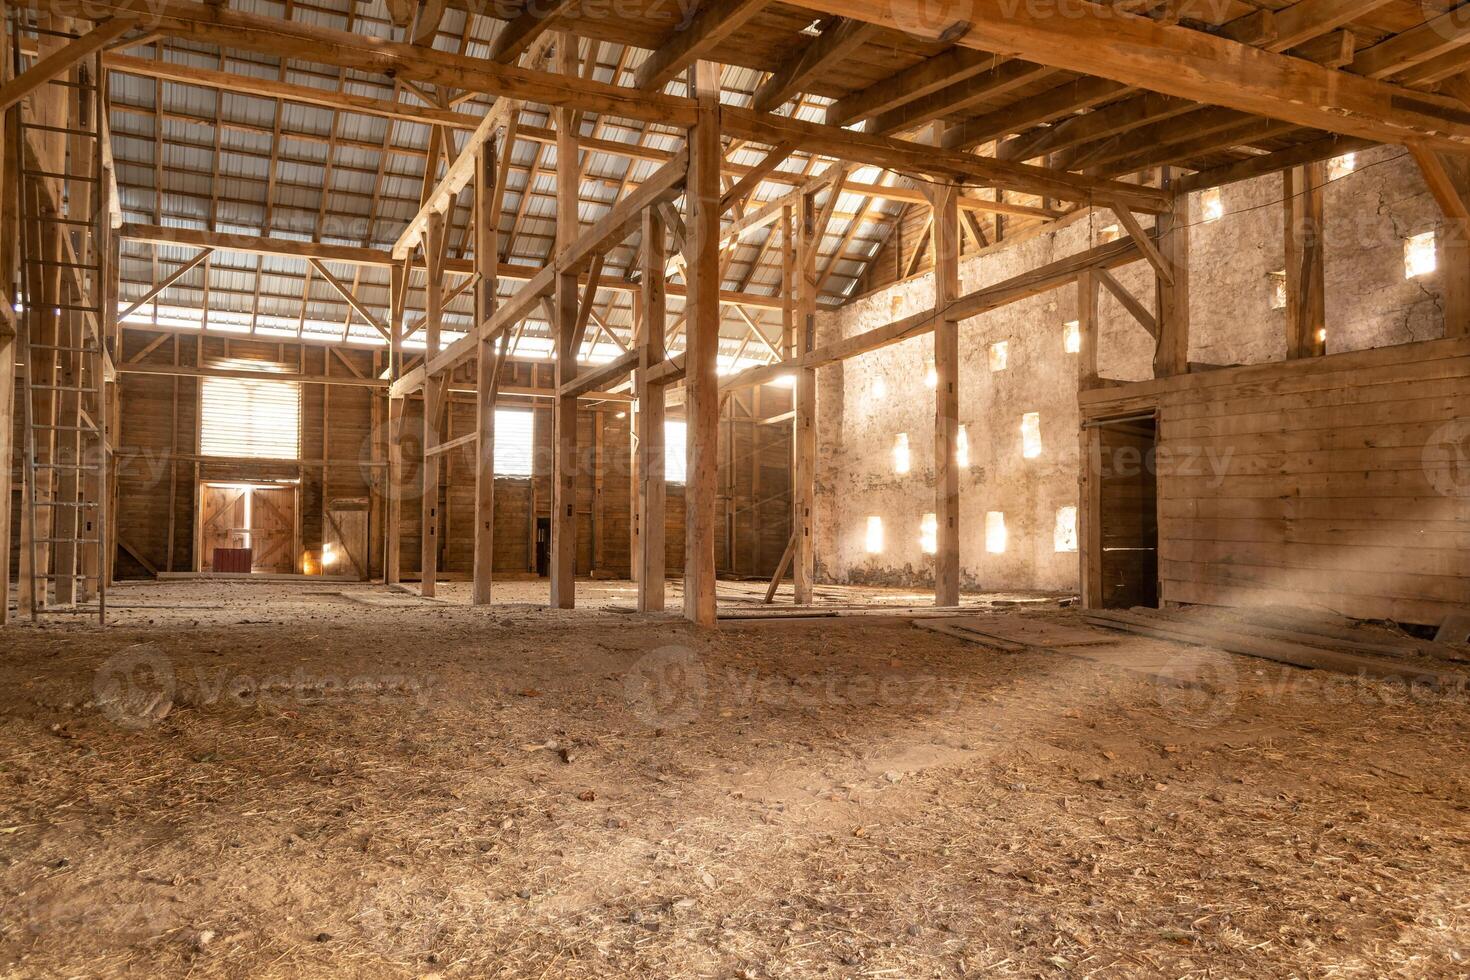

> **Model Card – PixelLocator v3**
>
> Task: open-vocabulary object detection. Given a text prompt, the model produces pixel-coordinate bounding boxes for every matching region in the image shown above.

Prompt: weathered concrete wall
[814,149,1453,592]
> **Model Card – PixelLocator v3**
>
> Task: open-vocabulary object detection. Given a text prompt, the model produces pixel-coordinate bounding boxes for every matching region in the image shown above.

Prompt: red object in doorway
[214,548,253,573]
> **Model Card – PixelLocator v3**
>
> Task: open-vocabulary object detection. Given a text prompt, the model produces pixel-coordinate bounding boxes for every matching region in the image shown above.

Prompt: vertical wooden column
[384,259,407,584]
[929,182,960,607]
[1284,162,1326,358]
[1077,269,1100,388]
[683,60,721,627]
[1078,425,1103,610]
[636,206,667,612]
[472,138,503,605]
[791,188,819,605]
[419,210,446,597]
[549,32,580,609]
[1153,169,1190,378]
[780,205,795,358]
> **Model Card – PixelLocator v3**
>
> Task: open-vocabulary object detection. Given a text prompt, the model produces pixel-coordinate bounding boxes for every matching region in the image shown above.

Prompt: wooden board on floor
[932,616,1119,649]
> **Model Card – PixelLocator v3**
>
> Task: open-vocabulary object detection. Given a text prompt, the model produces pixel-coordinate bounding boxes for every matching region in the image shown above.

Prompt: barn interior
[2,0,1470,975]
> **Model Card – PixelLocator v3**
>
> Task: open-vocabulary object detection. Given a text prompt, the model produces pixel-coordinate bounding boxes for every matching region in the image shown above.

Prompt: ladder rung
[35,573,97,579]
[22,170,100,183]
[29,384,100,392]
[29,343,99,352]
[34,500,99,507]
[52,304,102,314]
[33,463,102,471]
[37,537,100,544]
[21,122,100,138]
[23,258,100,269]
[33,423,99,431]
[21,213,99,227]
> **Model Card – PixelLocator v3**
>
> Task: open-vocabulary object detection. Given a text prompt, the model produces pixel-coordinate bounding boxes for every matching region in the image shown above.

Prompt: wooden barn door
[248,486,297,574]
[199,484,249,572]
[323,497,369,579]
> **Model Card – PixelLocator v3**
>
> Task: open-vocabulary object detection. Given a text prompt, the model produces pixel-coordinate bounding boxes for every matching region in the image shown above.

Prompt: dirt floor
[2,579,1469,978]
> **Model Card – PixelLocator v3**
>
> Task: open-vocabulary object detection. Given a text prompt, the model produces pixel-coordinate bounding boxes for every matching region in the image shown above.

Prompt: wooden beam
[791,184,820,605]
[715,236,1143,390]
[105,52,481,130]
[472,139,502,606]
[420,209,448,598]
[797,0,1470,151]
[1110,203,1174,285]
[1153,172,1190,377]
[0,18,134,114]
[1284,161,1327,358]
[929,180,960,608]
[684,60,722,627]
[1409,142,1470,337]
[1095,267,1156,338]
[633,0,768,92]
[118,247,212,321]
[636,205,667,612]
[308,258,390,340]
[549,33,579,610]
[1077,268,1100,389]
[752,18,877,113]
[487,0,575,63]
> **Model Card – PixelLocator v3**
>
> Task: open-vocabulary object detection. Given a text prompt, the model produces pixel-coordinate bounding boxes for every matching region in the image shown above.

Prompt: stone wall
[813,147,1450,592]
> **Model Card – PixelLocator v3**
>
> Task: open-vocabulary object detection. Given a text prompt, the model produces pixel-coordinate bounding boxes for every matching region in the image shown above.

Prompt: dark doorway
[1097,415,1159,609]
[535,517,551,577]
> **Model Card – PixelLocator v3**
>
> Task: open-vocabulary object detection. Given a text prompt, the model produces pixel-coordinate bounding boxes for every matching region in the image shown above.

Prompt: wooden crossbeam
[0,18,134,113]
[487,0,575,63]
[119,247,213,321]
[796,0,1470,150]
[633,0,769,91]
[308,258,390,340]
[752,18,877,113]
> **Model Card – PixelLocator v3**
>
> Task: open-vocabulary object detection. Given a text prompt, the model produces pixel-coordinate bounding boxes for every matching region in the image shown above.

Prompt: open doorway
[1086,414,1159,609]
[198,482,299,574]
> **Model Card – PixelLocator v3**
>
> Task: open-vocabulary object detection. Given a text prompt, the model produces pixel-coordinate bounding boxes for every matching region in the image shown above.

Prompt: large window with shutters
[494,409,535,477]
[199,359,302,460]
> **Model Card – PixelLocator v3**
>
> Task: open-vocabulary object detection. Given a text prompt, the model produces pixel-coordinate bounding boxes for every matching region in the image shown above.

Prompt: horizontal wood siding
[1081,337,1470,625]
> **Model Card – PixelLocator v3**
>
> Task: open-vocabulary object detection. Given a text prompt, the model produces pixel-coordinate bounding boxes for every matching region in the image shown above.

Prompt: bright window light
[1021,412,1042,459]
[1200,187,1223,223]
[985,511,1007,554]
[920,513,938,555]
[988,341,1009,371]
[1063,320,1081,354]
[665,419,688,484]
[956,424,970,467]
[1098,223,1121,244]
[1054,506,1078,553]
[865,516,884,554]
[872,375,887,400]
[1405,232,1437,279]
[893,433,911,475]
[1269,271,1287,311]
[200,361,301,460]
[924,361,938,389]
[493,409,535,477]
[1328,152,1357,180]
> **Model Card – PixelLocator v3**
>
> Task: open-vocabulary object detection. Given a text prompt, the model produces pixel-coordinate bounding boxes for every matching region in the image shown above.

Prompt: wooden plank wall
[92,331,792,584]
[1081,336,1470,625]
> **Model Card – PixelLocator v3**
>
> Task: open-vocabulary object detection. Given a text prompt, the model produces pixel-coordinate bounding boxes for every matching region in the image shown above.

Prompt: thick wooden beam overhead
[0,17,134,113]
[797,0,1470,151]
[105,53,482,130]
[869,62,1059,137]
[1179,134,1375,191]
[826,47,996,127]
[50,0,1170,210]
[752,18,876,113]
[632,0,768,92]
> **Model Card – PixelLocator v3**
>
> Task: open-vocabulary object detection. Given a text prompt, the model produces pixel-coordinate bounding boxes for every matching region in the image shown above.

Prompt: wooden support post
[929,180,960,608]
[1077,268,1100,388]
[683,59,721,627]
[419,210,446,597]
[1078,424,1103,610]
[549,32,579,609]
[1153,169,1190,377]
[791,188,819,605]
[1284,161,1326,357]
[472,138,502,605]
[781,205,795,359]
[0,330,12,624]
[636,206,667,612]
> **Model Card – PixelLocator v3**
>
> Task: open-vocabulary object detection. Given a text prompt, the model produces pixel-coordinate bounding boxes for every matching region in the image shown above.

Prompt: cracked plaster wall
[812,147,1450,592]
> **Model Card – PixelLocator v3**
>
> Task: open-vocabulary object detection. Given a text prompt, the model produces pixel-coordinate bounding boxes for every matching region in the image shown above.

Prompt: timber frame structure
[4,0,1470,624]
